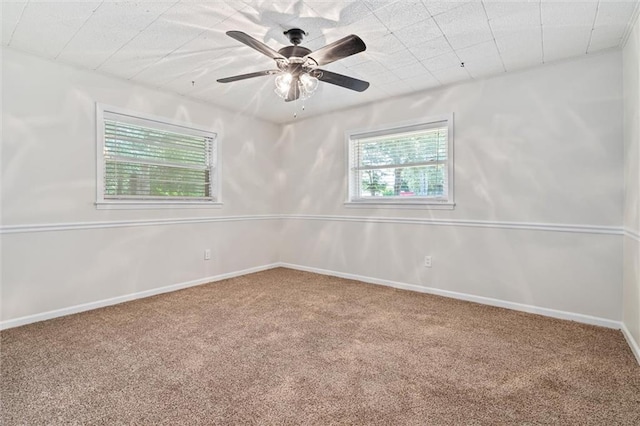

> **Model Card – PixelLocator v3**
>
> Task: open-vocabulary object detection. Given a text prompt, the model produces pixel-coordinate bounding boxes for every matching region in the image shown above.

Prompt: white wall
[623,16,640,356]
[1,48,282,323]
[279,51,624,323]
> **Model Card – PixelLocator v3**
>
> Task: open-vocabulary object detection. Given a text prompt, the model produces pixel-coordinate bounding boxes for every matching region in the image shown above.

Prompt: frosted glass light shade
[274,73,293,99]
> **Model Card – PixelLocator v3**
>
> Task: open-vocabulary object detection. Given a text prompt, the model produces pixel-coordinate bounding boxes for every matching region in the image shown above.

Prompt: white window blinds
[100,110,217,202]
[349,118,453,203]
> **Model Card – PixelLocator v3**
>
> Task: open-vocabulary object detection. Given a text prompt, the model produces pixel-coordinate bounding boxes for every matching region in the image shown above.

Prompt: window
[96,104,219,208]
[347,114,454,208]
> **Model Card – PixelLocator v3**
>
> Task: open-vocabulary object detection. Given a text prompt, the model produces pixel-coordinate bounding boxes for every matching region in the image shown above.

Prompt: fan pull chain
[292,86,306,119]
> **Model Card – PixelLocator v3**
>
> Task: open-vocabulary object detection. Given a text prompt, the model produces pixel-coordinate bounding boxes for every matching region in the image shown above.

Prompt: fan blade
[285,77,300,102]
[217,70,280,83]
[226,31,286,61]
[304,34,366,67]
[316,69,369,92]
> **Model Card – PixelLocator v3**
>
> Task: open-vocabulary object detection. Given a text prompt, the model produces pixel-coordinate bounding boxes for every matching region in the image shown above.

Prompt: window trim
[345,113,455,209]
[95,103,222,209]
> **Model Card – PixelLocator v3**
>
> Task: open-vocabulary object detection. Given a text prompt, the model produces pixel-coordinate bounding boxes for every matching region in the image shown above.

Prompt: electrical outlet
[424,255,432,268]
[204,249,211,260]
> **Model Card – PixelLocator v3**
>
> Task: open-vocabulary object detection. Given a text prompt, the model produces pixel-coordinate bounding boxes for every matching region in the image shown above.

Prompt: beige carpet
[2,268,639,425]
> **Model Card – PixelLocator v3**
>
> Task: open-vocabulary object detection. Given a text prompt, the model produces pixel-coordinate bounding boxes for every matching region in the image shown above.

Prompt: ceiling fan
[216,28,370,102]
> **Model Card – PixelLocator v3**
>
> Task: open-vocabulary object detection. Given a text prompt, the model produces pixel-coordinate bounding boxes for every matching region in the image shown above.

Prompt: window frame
[95,103,222,210]
[345,114,455,209]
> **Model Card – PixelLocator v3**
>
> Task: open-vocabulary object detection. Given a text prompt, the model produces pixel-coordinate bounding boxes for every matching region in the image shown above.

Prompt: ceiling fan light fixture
[219,30,369,103]
[274,73,293,98]
[274,72,319,101]
[275,73,292,90]
[299,73,319,95]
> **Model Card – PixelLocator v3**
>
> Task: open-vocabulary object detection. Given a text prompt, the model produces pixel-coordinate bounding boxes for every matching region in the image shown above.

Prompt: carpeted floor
[1,268,639,425]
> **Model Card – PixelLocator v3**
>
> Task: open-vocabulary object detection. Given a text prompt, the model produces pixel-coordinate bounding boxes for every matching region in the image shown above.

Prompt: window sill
[96,201,223,210]
[344,200,455,210]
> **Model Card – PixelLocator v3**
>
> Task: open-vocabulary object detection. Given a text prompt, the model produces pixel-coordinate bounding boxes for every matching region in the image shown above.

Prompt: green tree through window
[99,107,218,204]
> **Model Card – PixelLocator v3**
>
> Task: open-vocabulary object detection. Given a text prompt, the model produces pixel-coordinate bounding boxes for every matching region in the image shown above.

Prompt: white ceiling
[2,0,639,124]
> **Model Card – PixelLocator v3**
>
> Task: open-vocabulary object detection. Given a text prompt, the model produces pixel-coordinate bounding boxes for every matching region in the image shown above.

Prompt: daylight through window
[97,106,218,206]
[348,116,453,206]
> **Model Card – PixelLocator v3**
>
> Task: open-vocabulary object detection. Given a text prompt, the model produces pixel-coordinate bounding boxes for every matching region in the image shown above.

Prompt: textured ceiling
[2,0,639,124]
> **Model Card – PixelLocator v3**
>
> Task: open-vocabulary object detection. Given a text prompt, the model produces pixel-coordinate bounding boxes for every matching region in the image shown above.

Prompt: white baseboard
[279,262,622,330]
[0,263,280,330]
[621,323,640,364]
[0,261,628,356]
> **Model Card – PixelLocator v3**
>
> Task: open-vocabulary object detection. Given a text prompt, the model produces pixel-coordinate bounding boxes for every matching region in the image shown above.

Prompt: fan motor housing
[278,45,312,59]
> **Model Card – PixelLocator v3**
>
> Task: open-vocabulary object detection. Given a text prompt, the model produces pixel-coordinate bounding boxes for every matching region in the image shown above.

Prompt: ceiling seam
[94,0,181,72]
[362,0,397,14]
[416,0,448,85]
[481,0,507,74]
[421,0,467,18]
[539,0,545,64]
[7,0,29,46]
[620,0,640,47]
[54,0,105,60]
[127,3,251,84]
[367,0,440,91]
[342,1,439,93]
[425,2,472,81]
[585,0,600,54]
[390,33,439,91]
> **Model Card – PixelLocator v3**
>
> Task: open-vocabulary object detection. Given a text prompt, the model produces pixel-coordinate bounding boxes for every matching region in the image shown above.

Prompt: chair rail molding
[282,214,623,236]
[0,215,281,234]
[623,227,640,242]
[1,214,624,236]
